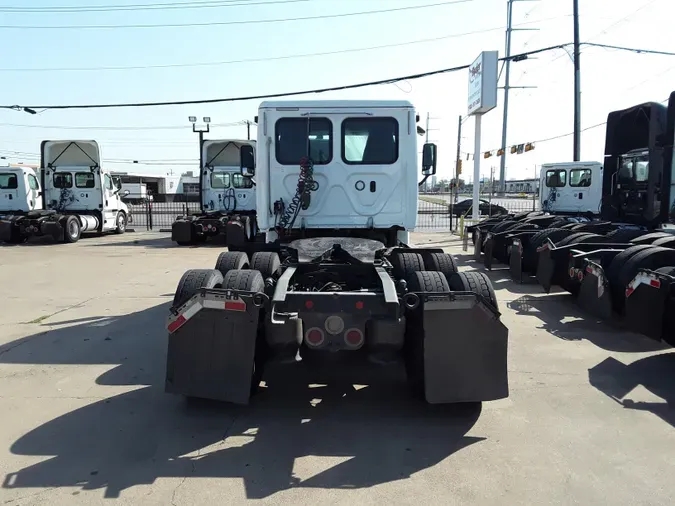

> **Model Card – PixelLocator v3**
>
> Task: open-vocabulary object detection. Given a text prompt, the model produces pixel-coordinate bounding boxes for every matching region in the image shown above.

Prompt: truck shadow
[589,353,675,429]
[90,236,228,249]
[506,294,669,353]
[1,304,483,499]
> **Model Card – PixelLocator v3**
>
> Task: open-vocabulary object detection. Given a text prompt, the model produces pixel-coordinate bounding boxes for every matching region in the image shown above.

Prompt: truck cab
[0,166,43,215]
[201,139,256,214]
[248,100,422,246]
[539,161,603,215]
[171,139,258,246]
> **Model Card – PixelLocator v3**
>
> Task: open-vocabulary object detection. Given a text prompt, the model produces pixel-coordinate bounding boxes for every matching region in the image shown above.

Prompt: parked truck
[0,140,131,244]
[164,100,509,406]
[171,139,257,247]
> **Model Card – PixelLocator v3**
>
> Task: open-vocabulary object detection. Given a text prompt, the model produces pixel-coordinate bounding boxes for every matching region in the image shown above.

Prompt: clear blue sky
[1,0,673,182]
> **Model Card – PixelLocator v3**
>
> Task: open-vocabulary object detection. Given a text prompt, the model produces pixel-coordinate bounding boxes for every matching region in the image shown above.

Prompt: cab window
[211,172,230,189]
[75,172,95,188]
[545,169,566,187]
[232,174,253,189]
[342,117,399,164]
[53,172,73,188]
[275,117,332,165]
[569,169,591,187]
[104,174,113,190]
[0,173,18,189]
[27,174,40,190]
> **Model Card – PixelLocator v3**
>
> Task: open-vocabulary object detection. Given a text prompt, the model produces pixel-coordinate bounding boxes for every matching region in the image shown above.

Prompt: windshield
[0,173,18,189]
[619,155,649,183]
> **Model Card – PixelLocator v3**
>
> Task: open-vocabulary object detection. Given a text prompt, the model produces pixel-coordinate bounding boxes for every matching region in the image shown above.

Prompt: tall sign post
[467,51,498,220]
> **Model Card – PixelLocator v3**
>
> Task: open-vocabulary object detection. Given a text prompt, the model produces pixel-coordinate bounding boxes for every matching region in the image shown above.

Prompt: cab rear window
[53,172,73,188]
[75,172,95,188]
[0,173,18,189]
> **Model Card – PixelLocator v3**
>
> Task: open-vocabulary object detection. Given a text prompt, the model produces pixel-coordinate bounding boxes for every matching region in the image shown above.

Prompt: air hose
[275,156,319,234]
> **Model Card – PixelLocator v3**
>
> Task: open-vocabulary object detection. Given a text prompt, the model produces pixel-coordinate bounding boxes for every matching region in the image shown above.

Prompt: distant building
[110,170,199,195]
[504,178,539,194]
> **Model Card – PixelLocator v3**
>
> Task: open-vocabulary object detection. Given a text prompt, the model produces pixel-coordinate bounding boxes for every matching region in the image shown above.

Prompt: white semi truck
[165,100,509,406]
[171,139,257,247]
[540,161,603,215]
[0,140,131,244]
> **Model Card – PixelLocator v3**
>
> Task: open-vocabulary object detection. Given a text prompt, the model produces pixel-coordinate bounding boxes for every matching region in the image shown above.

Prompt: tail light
[305,327,325,347]
[344,328,364,348]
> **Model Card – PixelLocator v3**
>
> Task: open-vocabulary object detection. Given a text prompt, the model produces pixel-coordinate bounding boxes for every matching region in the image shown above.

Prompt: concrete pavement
[0,231,673,505]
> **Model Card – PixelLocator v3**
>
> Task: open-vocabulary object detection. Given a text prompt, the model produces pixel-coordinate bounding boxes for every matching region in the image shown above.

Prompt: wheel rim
[117,213,125,230]
[68,220,78,238]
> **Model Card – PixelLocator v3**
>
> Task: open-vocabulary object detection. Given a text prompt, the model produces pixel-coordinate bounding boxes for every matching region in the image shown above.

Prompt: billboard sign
[468,51,499,116]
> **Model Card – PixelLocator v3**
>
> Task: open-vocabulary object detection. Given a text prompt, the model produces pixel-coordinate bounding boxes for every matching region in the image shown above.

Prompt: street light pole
[189,116,210,168]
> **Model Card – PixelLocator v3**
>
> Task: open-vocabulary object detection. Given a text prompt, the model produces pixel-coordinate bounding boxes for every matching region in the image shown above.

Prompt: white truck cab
[0,140,131,244]
[0,166,43,214]
[202,139,256,213]
[540,161,603,215]
[171,139,258,247]
[247,100,423,245]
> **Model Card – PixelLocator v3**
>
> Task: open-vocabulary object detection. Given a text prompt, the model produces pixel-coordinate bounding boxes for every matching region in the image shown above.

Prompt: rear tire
[651,236,675,248]
[63,216,81,243]
[250,252,281,279]
[172,268,223,308]
[448,271,499,310]
[215,251,249,278]
[391,252,425,279]
[422,252,457,279]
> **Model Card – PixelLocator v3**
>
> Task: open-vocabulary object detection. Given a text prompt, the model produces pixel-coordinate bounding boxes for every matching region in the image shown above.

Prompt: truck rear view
[165,100,509,406]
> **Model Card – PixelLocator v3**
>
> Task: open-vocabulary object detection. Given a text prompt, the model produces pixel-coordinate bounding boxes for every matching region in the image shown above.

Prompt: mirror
[112,176,122,189]
[123,190,130,197]
[422,143,437,175]
[240,144,256,177]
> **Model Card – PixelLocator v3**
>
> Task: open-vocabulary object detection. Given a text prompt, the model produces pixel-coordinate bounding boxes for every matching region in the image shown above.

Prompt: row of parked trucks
[1,100,511,408]
[468,91,675,348]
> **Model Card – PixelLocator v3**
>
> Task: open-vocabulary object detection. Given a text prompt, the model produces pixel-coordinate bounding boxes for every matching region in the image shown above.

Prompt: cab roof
[259,100,415,110]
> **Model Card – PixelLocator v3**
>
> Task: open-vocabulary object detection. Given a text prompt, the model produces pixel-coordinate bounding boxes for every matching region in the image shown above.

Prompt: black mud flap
[421,293,509,403]
[40,220,63,242]
[473,229,482,261]
[536,242,556,293]
[483,234,494,270]
[625,270,672,341]
[165,290,262,404]
[226,219,247,248]
[577,261,613,320]
[172,220,194,244]
[0,219,15,242]
[509,238,524,283]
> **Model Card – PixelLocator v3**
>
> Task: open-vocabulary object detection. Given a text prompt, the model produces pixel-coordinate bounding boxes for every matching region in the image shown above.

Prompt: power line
[0,16,563,73]
[0,0,472,30]
[0,44,572,111]
[0,121,247,130]
[583,42,675,57]
[0,0,305,13]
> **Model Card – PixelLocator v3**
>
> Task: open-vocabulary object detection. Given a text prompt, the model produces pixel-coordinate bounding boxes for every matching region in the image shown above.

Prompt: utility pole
[573,0,581,161]
[498,0,513,195]
[498,0,539,194]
